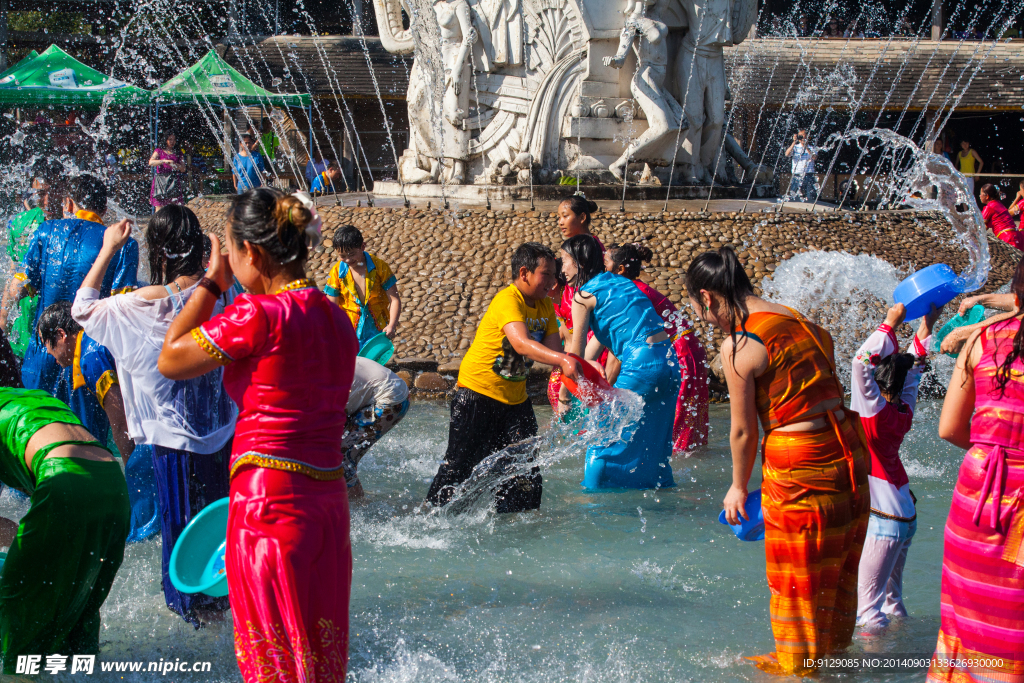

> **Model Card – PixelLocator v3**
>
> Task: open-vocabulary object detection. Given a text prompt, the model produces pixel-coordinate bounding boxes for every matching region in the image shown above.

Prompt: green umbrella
[154,49,310,107]
[0,45,150,108]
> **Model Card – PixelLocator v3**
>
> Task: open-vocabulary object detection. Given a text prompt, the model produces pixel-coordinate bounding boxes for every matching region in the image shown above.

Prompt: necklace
[273,278,317,295]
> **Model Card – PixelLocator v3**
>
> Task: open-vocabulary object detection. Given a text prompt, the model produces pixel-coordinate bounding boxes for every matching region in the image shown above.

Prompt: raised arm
[959,292,1016,315]
[158,235,234,381]
[81,220,133,293]
[503,322,575,375]
[851,303,903,418]
[900,304,942,413]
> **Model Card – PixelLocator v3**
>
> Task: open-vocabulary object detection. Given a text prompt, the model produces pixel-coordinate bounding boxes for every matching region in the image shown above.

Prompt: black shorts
[425,387,542,513]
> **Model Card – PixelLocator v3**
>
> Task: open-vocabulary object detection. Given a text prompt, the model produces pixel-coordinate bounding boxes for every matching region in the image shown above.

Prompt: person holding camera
[785,129,818,202]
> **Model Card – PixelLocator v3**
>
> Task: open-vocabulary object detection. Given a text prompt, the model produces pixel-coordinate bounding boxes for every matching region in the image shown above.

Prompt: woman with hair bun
[686,246,869,675]
[549,195,604,409]
[559,234,679,490]
[159,188,357,681]
[606,242,709,454]
[73,204,236,625]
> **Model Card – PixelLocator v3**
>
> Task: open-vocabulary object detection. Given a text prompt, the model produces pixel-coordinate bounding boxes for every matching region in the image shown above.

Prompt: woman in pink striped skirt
[932,258,1024,682]
[604,244,709,454]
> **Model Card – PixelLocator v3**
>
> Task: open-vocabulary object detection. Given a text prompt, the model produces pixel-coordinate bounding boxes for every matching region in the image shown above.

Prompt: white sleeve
[850,325,896,418]
[900,334,931,414]
[72,288,121,352]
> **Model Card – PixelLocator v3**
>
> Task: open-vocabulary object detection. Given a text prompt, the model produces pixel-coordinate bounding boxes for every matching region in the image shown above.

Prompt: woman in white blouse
[72,206,237,628]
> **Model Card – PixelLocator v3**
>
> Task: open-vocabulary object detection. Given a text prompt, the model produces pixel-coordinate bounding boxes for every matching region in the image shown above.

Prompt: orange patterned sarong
[741,308,870,675]
[758,417,870,675]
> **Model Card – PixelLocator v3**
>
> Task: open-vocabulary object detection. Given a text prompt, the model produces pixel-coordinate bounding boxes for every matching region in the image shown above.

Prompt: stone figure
[603,0,687,181]
[473,0,524,70]
[437,0,478,184]
[671,0,756,183]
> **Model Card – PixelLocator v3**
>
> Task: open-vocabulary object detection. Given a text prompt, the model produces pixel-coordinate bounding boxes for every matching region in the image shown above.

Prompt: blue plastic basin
[717,489,765,542]
[169,497,229,597]
[892,264,964,321]
[358,332,395,366]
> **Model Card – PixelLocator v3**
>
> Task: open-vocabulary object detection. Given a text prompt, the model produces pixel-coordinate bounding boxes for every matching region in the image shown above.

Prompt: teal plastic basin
[169,497,229,597]
[934,304,987,357]
[358,332,395,365]
[0,550,6,576]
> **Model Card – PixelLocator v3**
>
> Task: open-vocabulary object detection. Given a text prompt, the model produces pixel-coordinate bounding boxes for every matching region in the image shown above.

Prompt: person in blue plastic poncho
[12,175,139,402]
[35,302,159,544]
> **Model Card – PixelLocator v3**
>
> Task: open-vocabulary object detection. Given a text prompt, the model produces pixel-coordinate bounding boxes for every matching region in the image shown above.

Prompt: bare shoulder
[132,284,172,301]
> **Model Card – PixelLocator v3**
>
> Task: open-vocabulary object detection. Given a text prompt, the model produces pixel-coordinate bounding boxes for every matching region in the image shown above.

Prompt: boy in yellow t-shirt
[426,243,578,513]
[325,225,402,347]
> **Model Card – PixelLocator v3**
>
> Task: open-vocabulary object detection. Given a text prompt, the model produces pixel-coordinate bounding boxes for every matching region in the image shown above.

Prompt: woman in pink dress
[149,133,185,209]
[549,195,605,408]
[159,188,357,681]
[605,243,709,454]
[980,183,1024,251]
[930,256,1024,682]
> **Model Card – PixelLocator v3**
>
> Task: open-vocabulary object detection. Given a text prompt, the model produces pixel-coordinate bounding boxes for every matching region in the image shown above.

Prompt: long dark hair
[994,257,1024,395]
[228,187,312,266]
[146,205,205,285]
[685,247,755,353]
[607,242,653,280]
[874,352,915,403]
[560,234,604,290]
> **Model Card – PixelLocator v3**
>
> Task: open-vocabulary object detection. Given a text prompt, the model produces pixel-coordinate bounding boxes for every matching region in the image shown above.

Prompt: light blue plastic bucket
[934,304,987,357]
[718,489,765,541]
[358,332,395,366]
[169,497,229,597]
[892,264,963,321]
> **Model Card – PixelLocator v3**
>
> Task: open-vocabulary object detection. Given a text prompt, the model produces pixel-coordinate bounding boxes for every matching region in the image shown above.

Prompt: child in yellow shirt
[325,225,402,347]
[425,243,578,513]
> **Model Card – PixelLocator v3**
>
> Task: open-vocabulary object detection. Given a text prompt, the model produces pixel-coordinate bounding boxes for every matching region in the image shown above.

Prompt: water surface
[1,401,957,682]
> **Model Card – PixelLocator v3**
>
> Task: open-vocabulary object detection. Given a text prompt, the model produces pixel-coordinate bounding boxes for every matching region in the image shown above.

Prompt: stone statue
[473,0,524,69]
[603,0,687,181]
[670,0,756,183]
[370,0,767,193]
[437,0,477,184]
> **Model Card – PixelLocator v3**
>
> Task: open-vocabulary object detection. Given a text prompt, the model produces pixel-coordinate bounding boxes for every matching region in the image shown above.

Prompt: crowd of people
[0,176,1019,682]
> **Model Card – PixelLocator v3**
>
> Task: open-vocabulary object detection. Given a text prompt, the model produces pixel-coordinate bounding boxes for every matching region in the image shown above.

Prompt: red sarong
[228,467,352,682]
[673,332,709,454]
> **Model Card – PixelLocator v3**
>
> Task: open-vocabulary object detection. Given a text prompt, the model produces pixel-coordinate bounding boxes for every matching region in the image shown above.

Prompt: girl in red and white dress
[850,301,941,633]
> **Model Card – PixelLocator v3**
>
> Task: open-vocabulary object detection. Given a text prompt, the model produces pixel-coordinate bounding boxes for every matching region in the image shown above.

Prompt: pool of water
[2,400,958,682]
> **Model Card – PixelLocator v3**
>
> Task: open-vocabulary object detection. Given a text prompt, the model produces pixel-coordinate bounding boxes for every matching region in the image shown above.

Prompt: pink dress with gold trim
[196,280,358,682]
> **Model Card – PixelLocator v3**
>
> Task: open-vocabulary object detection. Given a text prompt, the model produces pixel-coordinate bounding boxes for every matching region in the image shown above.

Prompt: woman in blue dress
[557,234,679,490]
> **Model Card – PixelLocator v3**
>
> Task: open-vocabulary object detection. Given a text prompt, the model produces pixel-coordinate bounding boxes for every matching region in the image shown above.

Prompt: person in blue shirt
[36,301,159,543]
[557,234,680,490]
[13,174,138,396]
[310,164,343,196]
[232,134,264,193]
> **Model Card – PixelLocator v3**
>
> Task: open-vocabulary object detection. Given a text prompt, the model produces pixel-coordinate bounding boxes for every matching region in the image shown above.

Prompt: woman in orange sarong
[687,247,870,675]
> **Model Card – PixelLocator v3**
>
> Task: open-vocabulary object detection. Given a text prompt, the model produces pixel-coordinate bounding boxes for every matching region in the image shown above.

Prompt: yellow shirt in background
[458,284,558,405]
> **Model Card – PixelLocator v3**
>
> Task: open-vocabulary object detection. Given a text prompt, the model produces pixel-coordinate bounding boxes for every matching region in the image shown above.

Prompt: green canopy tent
[0,51,39,82]
[153,49,313,190]
[0,45,151,108]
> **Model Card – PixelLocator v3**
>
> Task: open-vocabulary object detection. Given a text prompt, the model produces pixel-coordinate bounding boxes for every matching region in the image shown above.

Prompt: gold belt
[230,451,347,481]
